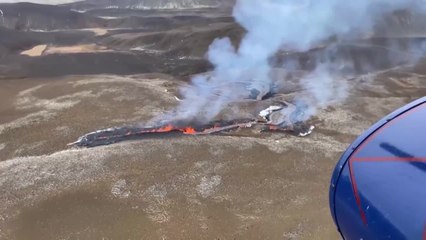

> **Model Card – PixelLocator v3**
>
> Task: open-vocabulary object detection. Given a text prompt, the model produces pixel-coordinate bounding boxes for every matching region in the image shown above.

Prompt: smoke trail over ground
[168,0,425,123]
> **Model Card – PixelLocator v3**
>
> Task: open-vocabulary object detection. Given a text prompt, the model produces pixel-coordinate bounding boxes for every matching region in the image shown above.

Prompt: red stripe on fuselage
[352,157,426,162]
[347,103,426,225]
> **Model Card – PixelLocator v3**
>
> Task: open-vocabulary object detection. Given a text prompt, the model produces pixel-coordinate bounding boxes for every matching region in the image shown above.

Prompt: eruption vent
[166,0,426,123]
[70,120,253,147]
[70,103,315,148]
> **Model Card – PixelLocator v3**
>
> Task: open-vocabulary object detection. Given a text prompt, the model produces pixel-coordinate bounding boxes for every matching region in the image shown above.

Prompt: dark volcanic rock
[272,37,426,75]
[101,22,244,58]
[96,14,234,30]
[2,52,160,78]
[0,2,103,30]
[65,0,235,11]
[0,27,42,56]
[0,26,94,55]
[0,51,211,78]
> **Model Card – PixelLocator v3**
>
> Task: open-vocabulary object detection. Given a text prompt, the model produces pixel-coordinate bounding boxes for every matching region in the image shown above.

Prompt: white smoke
[167,0,426,123]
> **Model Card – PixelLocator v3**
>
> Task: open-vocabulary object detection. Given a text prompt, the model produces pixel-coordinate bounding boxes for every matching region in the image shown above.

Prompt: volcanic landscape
[0,1,425,239]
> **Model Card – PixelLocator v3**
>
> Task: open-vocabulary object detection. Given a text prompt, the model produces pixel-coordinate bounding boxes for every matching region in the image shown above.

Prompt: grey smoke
[0,8,4,26]
[167,0,426,123]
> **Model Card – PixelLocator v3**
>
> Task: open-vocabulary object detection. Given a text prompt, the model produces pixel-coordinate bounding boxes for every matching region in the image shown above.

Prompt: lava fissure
[69,103,316,148]
[69,118,314,148]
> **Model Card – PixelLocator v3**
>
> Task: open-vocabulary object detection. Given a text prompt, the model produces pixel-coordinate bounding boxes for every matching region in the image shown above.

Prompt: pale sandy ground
[44,44,110,55]
[20,45,48,57]
[21,44,110,57]
[82,28,109,36]
[0,62,424,239]
[29,28,109,36]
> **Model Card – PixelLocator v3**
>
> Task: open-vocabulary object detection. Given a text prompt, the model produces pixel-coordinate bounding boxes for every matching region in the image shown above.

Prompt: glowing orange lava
[182,127,197,135]
[157,125,174,132]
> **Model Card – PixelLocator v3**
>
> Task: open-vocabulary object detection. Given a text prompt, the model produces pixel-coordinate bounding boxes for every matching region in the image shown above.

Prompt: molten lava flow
[156,125,174,132]
[146,125,199,135]
[182,127,197,135]
[69,117,313,148]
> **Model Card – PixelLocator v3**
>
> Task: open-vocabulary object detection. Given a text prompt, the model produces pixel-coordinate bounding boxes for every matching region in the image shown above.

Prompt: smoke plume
[170,0,425,123]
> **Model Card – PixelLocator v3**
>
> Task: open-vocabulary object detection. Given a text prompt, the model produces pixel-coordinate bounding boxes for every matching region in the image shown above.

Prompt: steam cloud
[169,0,425,123]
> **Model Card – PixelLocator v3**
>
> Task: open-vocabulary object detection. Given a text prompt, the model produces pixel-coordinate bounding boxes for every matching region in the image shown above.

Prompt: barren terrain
[0,1,425,239]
